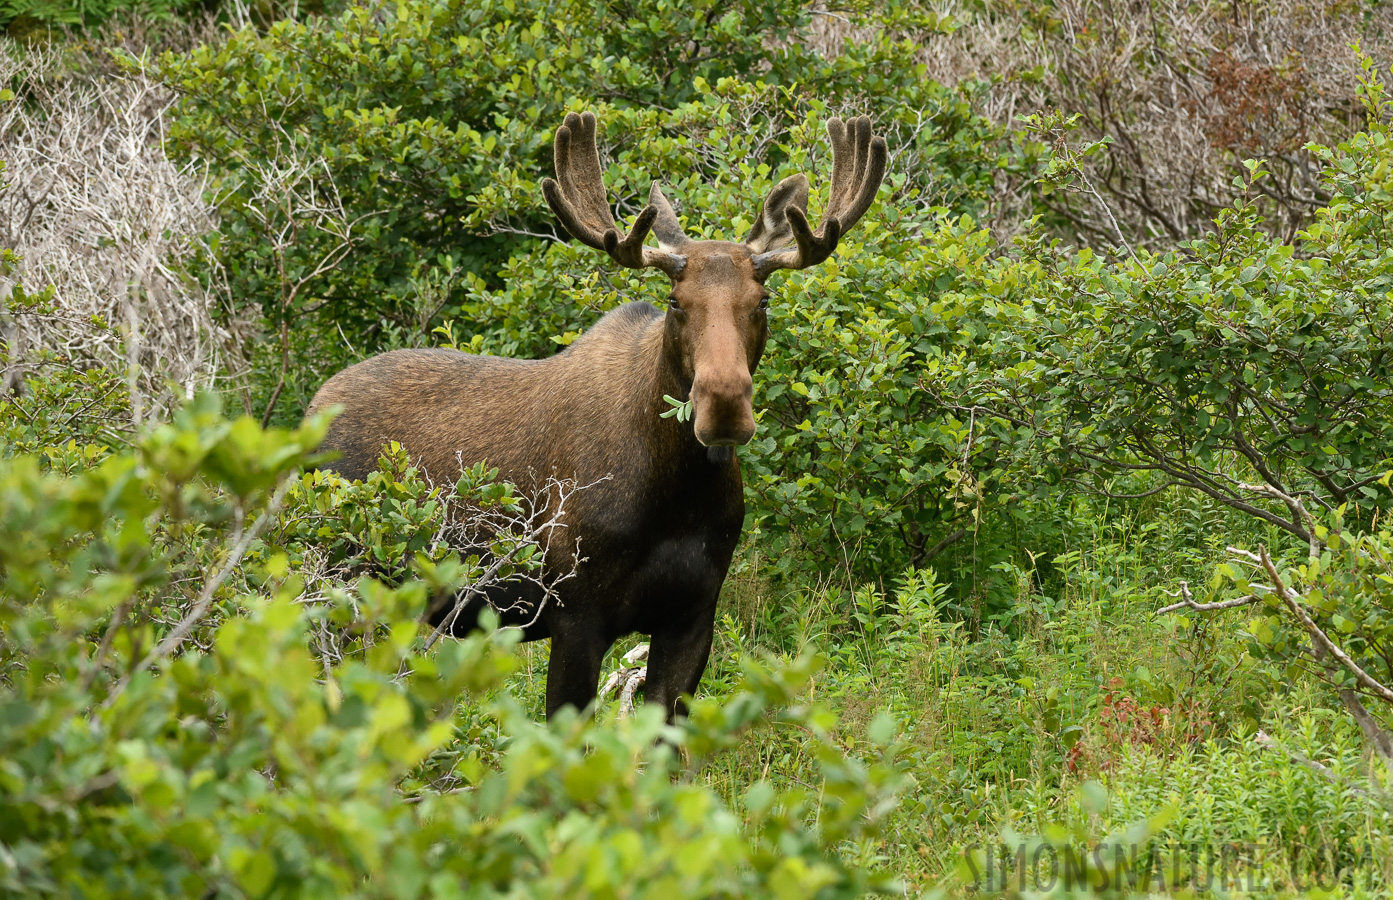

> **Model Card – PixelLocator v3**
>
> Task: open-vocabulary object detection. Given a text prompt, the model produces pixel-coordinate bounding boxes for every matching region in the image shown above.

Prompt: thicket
[4,0,1393,895]
[0,43,229,423]
[0,392,906,896]
[911,0,1393,248]
[148,0,998,423]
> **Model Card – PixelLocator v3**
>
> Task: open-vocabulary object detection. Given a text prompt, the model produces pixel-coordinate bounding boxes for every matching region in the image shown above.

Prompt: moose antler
[541,111,689,279]
[745,116,888,278]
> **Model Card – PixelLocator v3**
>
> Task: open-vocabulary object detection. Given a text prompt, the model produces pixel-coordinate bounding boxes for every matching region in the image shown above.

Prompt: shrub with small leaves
[0,387,910,897]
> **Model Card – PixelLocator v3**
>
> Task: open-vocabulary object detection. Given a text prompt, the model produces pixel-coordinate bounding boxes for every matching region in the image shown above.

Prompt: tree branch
[1259,546,1393,707]
[1158,580,1264,615]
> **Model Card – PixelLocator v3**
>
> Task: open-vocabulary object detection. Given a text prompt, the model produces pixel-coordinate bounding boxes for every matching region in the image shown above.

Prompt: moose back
[308,112,887,720]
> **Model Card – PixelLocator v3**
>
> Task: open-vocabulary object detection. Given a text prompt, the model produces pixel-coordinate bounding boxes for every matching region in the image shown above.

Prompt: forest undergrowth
[4,0,1393,896]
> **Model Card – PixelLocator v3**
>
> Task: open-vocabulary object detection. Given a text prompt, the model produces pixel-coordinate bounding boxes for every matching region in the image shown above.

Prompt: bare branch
[1158,580,1265,614]
[418,470,605,653]
[599,643,650,717]
[1259,546,1393,707]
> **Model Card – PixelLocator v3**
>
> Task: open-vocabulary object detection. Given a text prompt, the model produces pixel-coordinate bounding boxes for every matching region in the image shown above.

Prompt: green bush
[0,391,909,897]
[954,57,1393,548]
[149,0,1008,423]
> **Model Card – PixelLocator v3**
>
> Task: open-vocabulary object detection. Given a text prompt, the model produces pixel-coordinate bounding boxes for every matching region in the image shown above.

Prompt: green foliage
[661,394,694,423]
[953,61,1393,550]
[744,214,1009,579]
[149,0,1006,423]
[1024,712,1393,896]
[1201,496,1393,759]
[1,0,201,32]
[1,295,132,461]
[706,506,1373,893]
[0,0,345,33]
[1104,712,1390,865]
[954,717,1393,897]
[276,445,531,579]
[0,391,909,897]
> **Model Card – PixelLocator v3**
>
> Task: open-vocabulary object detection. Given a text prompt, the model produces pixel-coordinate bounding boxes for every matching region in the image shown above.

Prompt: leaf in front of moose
[661,394,694,423]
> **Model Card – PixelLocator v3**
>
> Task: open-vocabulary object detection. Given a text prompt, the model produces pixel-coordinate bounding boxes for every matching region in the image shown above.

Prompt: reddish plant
[1067,678,1214,773]
[1185,50,1313,154]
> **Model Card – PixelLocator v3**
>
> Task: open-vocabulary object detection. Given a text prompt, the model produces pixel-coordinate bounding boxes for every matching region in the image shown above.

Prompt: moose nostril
[690,371,756,446]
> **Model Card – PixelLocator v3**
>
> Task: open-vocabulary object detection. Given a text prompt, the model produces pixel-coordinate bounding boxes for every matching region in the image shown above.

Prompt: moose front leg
[545,627,608,719]
[644,613,716,722]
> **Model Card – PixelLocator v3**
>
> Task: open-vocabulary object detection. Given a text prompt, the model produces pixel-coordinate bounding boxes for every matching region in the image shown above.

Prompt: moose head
[542,112,887,450]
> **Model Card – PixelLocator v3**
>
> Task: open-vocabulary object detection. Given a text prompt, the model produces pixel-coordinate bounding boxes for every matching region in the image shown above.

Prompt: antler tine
[826,116,885,233]
[541,111,686,278]
[542,112,613,251]
[749,115,887,278]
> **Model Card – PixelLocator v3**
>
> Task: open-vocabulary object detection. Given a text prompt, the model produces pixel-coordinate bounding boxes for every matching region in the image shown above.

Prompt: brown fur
[309,272,765,719]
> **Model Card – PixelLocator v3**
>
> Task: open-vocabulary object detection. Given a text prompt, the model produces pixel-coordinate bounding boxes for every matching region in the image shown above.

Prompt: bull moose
[307,111,887,720]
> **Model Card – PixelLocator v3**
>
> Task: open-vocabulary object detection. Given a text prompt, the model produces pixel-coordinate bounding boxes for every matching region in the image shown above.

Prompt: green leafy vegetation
[0,394,905,897]
[5,0,1393,895]
[2,0,200,33]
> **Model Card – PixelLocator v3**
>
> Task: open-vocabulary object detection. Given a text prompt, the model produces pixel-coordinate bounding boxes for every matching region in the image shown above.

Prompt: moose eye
[759,294,771,310]
[667,295,682,311]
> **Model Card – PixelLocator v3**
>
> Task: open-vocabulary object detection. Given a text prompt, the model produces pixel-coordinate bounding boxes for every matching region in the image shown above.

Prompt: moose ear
[743,174,809,254]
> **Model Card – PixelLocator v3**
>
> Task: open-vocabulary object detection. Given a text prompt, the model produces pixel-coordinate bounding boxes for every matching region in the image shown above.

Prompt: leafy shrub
[0,388,909,897]
[149,0,1008,423]
[742,214,1007,580]
[954,55,1393,552]
[1182,495,1393,766]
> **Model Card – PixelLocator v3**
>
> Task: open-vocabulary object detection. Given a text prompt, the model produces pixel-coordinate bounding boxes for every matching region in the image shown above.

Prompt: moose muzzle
[691,369,755,447]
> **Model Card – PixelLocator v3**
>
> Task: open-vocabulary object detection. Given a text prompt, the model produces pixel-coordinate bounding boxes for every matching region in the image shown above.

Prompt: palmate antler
[540,111,690,279]
[744,116,888,278]
[540,111,887,282]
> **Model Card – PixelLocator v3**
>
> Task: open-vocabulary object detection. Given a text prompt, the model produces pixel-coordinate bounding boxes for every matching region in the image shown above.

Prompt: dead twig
[101,478,293,709]
[599,643,650,717]
[1158,580,1265,614]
